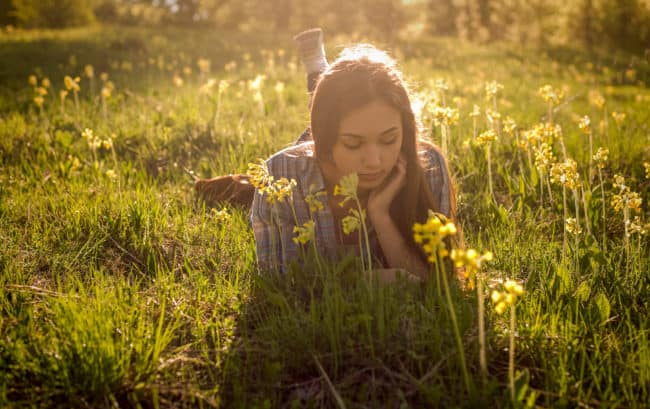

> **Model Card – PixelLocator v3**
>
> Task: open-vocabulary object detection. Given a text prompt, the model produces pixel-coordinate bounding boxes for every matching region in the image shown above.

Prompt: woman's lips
[358,171,384,182]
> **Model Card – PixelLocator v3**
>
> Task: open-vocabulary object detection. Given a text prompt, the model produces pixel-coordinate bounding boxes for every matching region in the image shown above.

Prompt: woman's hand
[375,268,422,284]
[367,154,406,223]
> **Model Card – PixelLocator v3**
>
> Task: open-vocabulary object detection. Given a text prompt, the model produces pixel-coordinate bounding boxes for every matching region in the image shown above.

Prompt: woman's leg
[294,28,329,143]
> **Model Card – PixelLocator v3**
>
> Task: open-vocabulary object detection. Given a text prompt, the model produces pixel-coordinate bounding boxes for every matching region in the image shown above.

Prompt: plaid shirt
[250,141,452,273]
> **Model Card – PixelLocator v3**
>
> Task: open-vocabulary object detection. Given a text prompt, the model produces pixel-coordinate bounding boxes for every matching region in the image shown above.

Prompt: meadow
[0,25,649,408]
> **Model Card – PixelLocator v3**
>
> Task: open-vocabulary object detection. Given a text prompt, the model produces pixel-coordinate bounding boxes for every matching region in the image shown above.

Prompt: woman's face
[329,99,403,193]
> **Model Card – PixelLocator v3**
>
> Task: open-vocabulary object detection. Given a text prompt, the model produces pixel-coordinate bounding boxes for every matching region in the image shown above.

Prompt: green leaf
[594,292,610,324]
[514,368,530,402]
[575,281,591,303]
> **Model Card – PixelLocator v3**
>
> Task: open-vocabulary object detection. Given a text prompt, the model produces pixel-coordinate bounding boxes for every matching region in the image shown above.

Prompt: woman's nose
[363,144,382,167]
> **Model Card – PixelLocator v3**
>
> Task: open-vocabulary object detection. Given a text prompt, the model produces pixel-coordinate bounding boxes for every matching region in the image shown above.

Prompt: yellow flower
[491,279,524,314]
[476,129,497,146]
[305,188,326,213]
[267,178,296,204]
[503,117,517,136]
[64,75,81,92]
[644,162,650,179]
[611,111,626,125]
[334,173,359,206]
[218,79,230,94]
[534,142,555,173]
[210,208,231,223]
[197,58,211,74]
[578,115,590,134]
[485,80,503,99]
[33,96,44,107]
[199,78,217,95]
[451,248,493,288]
[434,78,449,92]
[274,81,285,94]
[593,147,609,169]
[105,169,117,180]
[344,208,366,235]
[28,75,38,87]
[41,78,50,88]
[173,74,184,87]
[247,159,273,190]
[100,72,109,82]
[413,212,457,264]
[494,300,507,315]
[248,74,266,91]
[565,218,582,235]
[101,138,113,150]
[101,81,114,99]
[626,216,646,236]
[35,87,48,96]
[485,108,501,125]
[550,158,580,190]
[538,84,564,105]
[84,64,94,78]
[60,90,68,101]
[293,220,315,244]
[588,90,605,110]
[430,105,459,127]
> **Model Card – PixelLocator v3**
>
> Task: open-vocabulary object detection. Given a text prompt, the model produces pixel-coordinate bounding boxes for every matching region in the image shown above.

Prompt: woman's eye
[382,136,398,145]
[342,143,361,150]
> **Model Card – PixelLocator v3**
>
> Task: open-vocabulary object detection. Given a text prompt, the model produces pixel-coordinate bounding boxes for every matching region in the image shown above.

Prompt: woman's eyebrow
[340,126,400,138]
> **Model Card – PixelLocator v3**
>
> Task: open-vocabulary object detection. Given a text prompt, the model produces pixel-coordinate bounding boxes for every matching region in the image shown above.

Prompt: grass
[1,24,649,408]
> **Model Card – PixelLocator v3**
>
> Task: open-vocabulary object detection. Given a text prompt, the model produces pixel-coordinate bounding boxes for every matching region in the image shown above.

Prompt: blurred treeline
[1,0,649,54]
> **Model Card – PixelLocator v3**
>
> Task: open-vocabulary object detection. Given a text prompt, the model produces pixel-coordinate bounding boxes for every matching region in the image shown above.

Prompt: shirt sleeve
[424,147,452,218]
[250,190,301,274]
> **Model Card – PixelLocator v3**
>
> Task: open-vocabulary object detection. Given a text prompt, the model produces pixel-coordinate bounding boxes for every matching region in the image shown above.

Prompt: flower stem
[439,255,472,394]
[509,304,516,403]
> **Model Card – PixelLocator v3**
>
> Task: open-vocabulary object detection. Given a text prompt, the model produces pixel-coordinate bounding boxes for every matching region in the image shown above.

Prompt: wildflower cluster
[485,80,504,99]
[611,111,626,125]
[412,212,457,262]
[611,174,642,213]
[588,90,605,110]
[550,159,580,189]
[64,75,81,92]
[293,220,315,245]
[644,162,650,179]
[342,210,365,234]
[626,216,648,237]
[210,208,231,223]
[476,129,497,146]
[491,280,524,315]
[101,79,115,99]
[502,117,517,136]
[538,84,565,106]
[450,248,493,289]
[247,159,297,204]
[593,147,609,169]
[578,115,591,134]
[333,173,359,205]
[305,187,326,213]
[28,74,50,109]
[82,128,112,150]
[429,105,459,126]
[565,217,583,235]
[533,142,555,173]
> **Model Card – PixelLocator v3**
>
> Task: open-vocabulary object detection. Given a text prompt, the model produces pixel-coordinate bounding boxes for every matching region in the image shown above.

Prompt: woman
[251,44,458,282]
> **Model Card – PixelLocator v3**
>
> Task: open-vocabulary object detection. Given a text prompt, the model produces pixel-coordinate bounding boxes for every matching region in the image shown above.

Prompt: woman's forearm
[370,213,429,279]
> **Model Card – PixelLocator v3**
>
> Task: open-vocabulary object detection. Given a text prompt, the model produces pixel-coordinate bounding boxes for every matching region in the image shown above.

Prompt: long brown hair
[309,45,458,260]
